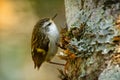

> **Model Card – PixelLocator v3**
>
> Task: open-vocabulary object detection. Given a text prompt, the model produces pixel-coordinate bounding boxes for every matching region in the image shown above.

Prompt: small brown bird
[31,15,60,69]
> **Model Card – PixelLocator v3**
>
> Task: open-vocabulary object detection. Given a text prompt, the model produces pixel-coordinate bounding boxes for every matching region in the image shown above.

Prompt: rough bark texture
[59,0,120,80]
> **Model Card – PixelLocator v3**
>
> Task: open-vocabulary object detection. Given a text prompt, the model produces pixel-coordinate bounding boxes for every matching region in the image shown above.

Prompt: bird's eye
[47,23,51,26]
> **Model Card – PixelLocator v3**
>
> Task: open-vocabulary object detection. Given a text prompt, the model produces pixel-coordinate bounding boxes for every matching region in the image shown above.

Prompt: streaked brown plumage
[31,18,59,69]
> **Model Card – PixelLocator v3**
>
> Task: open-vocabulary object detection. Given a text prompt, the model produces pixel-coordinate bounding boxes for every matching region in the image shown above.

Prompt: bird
[31,14,61,69]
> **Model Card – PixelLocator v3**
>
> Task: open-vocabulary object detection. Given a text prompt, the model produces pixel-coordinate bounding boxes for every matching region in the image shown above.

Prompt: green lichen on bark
[59,0,120,80]
[69,7,120,57]
[99,65,120,80]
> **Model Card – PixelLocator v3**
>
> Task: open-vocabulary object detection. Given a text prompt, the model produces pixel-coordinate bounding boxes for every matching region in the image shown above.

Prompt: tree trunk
[59,0,120,80]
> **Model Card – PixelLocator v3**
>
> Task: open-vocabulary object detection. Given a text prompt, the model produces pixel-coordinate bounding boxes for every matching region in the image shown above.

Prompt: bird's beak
[52,13,58,20]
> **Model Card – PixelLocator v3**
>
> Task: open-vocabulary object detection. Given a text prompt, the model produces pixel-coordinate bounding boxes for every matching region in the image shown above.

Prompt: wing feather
[31,26,49,69]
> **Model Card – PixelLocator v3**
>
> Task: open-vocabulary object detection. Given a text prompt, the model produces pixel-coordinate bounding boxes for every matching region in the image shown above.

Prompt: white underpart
[45,20,59,61]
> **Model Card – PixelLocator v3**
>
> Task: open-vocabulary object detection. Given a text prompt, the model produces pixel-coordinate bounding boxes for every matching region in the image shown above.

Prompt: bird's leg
[48,61,65,66]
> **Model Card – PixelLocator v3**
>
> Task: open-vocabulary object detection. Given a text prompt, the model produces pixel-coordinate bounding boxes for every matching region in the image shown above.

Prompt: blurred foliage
[28,0,64,17]
[0,0,64,80]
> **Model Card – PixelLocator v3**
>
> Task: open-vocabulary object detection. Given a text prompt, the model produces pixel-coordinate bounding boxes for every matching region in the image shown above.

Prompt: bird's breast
[45,23,59,61]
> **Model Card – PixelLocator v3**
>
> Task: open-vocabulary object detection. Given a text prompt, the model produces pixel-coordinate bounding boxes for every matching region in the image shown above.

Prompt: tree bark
[59,0,120,80]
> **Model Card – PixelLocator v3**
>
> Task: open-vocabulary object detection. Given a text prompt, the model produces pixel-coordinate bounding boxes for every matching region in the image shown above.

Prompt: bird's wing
[31,29,49,69]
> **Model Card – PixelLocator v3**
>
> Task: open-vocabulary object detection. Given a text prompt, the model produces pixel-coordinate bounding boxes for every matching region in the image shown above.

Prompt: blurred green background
[0,0,65,80]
